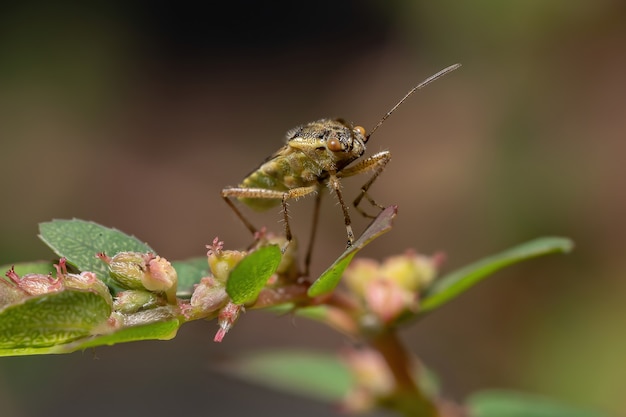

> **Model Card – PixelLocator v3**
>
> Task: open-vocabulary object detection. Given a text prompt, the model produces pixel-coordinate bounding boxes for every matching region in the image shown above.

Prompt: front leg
[338,151,391,218]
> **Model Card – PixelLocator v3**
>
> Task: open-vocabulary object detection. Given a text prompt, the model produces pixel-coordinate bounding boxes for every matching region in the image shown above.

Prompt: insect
[222,63,461,275]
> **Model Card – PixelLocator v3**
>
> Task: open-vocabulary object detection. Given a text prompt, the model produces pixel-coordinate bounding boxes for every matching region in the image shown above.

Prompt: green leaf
[266,303,330,322]
[0,261,56,277]
[65,319,180,351]
[468,390,610,417]
[221,349,442,405]
[226,245,281,304]
[38,219,154,287]
[172,257,210,298]
[220,350,351,402]
[0,345,60,356]
[0,290,111,354]
[420,237,574,314]
[308,205,397,297]
[0,319,181,356]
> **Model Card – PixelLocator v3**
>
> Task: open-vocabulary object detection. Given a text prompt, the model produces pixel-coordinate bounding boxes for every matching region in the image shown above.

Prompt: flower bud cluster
[94,251,182,329]
[343,251,442,328]
[98,251,178,305]
[1,258,112,308]
[182,238,249,342]
[2,236,278,343]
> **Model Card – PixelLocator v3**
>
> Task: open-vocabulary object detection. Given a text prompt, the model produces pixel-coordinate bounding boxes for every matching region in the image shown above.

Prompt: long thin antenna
[366,63,461,140]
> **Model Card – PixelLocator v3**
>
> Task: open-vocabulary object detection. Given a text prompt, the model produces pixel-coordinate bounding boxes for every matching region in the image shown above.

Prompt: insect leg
[221,185,318,252]
[328,173,355,247]
[222,193,258,236]
[339,151,391,218]
[304,189,323,276]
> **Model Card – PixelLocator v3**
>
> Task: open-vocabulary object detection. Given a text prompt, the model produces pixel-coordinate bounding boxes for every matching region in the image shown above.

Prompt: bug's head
[287,118,367,165]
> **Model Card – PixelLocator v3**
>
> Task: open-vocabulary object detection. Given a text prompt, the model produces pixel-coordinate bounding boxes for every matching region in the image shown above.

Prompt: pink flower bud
[56,259,113,307]
[206,239,246,284]
[186,277,228,320]
[364,279,417,324]
[5,266,63,296]
[379,251,440,292]
[98,252,178,304]
[340,347,395,413]
[214,301,243,342]
[145,256,178,304]
[98,251,150,290]
[343,258,380,298]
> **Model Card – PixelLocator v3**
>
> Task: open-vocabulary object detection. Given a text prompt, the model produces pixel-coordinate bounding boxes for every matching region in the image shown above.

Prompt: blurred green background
[1,1,625,416]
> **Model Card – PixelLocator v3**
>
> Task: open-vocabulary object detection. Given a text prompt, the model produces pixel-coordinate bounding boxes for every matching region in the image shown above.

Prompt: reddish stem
[369,329,439,417]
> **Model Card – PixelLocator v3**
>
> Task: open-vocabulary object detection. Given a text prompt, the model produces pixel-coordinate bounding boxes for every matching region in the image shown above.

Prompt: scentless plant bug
[222,64,461,275]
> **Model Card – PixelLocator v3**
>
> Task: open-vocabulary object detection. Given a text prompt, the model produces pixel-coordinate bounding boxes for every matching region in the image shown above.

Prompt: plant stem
[369,329,439,417]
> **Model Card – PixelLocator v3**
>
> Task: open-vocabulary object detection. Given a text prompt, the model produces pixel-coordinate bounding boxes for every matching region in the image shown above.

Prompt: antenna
[366,63,461,141]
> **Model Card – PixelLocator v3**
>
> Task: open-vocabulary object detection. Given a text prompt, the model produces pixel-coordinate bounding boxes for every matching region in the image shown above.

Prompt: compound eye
[327,138,343,152]
[354,125,366,137]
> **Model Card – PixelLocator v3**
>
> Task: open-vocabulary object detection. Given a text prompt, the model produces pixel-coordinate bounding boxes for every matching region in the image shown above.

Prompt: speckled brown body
[238,118,367,210]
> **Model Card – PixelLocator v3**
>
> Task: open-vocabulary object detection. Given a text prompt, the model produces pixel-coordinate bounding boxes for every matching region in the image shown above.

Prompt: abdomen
[237,152,321,211]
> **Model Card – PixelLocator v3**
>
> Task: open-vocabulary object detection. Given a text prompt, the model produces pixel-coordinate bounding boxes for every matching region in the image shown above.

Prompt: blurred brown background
[1,1,625,416]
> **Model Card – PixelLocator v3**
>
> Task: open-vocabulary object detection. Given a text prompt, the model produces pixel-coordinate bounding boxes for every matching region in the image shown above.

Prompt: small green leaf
[221,350,351,402]
[226,245,281,304]
[267,303,330,322]
[172,257,210,298]
[308,205,397,297]
[308,253,357,298]
[289,305,330,321]
[468,390,610,417]
[0,261,56,277]
[0,290,111,353]
[38,219,154,287]
[420,237,574,314]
